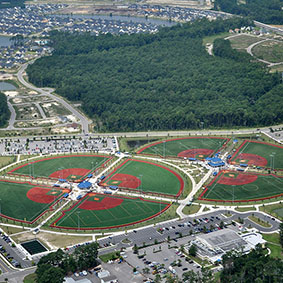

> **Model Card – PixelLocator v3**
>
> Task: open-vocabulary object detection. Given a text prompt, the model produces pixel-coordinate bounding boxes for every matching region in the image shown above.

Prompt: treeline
[220,245,283,282]
[0,92,10,127]
[183,245,283,282]
[0,0,25,9]
[214,0,283,24]
[36,242,99,283]
[26,17,283,132]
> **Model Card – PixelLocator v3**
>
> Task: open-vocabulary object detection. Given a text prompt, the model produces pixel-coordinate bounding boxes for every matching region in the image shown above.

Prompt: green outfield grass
[137,137,228,158]
[232,141,283,169]
[202,173,283,202]
[53,194,169,229]
[103,159,183,196]
[0,180,62,222]
[9,155,109,179]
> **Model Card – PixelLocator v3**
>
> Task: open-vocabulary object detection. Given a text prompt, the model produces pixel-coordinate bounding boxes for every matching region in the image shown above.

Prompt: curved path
[16,62,91,134]
[246,38,283,66]
[7,99,16,130]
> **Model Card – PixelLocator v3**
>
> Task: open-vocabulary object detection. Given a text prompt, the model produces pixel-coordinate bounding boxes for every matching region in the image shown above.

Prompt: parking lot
[0,136,117,155]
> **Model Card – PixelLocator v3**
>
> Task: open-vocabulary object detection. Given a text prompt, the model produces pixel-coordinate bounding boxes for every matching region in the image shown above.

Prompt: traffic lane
[0,256,12,274]
[0,235,30,269]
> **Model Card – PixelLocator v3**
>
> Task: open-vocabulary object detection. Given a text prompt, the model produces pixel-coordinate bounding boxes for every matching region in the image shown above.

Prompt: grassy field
[248,216,271,228]
[10,155,109,179]
[0,180,63,222]
[252,40,283,63]
[235,206,256,212]
[202,32,230,45]
[270,64,283,73]
[53,194,170,229]
[260,202,283,220]
[262,233,283,259]
[103,159,183,196]
[228,34,263,49]
[231,140,283,169]
[182,204,200,215]
[12,230,92,249]
[23,273,37,283]
[137,137,228,158]
[201,172,283,202]
[0,156,16,169]
[118,137,160,152]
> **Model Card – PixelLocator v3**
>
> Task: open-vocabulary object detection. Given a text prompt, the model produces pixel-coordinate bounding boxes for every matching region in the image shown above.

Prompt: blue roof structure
[189,157,197,161]
[78,181,92,189]
[59,178,67,182]
[233,139,238,143]
[208,161,225,167]
[109,186,118,190]
[87,174,93,178]
[240,163,248,167]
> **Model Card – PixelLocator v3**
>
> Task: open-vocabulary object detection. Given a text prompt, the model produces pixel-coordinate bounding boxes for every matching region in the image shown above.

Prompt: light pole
[139,175,143,194]
[77,211,80,231]
[163,141,166,159]
[272,152,276,171]
[270,155,273,171]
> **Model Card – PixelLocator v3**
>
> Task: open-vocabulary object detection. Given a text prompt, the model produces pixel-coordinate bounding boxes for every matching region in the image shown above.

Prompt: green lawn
[10,155,109,179]
[235,206,256,212]
[260,202,283,220]
[23,273,37,283]
[0,180,62,222]
[137,137,228,158]
[252,40,283,63]
[262,233,283,259]
[53,194,169,229]
[104,159,183,196]
[232,140,283,169]
[228,34,263,49]
[202,172,283,202]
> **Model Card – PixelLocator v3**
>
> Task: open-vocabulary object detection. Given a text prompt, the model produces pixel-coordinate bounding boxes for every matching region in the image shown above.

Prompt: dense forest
[214,0,283,24]
[0,0,25,9]
[26,18,283,132]
[0,92,9,127]
[220,245,283,282]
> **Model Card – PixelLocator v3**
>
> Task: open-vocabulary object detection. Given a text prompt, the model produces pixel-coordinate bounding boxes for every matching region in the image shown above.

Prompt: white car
[82,270,87,276]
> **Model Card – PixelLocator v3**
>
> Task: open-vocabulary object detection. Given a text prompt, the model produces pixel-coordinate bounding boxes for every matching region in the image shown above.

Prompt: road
[7,99,16,130]
[16,62,91,134]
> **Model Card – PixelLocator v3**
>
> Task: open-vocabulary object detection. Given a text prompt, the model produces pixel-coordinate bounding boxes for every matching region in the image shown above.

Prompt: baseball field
[102,159,184,196]
[9,155,110,181]
[200,171,283,202]
[137,137,229,158]
[0,180,65,223]
[52,194,170,230]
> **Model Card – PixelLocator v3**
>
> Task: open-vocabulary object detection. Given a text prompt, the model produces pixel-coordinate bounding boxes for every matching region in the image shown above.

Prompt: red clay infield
[178,148,214,158]
[217,173,258,185]
[109,173,141,189]
[49,168,90,179]
[27,187,57,204]
[79,197,123,210]
[236,153,267,167]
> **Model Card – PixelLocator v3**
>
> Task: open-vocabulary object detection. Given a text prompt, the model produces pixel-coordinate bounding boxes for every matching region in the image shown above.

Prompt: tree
[142,267,150,274]
[154,274,161,283]
[189,244,197,257]
[133,244,139,254]
[280,223,283,248]
[37,266,64,283]
[183,270,200,282]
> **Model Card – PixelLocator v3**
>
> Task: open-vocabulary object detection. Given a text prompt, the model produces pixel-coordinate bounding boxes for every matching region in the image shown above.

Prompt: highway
[16,62,91,134]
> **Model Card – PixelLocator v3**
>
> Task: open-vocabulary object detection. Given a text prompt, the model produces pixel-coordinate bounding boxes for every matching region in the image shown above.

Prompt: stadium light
[77,211,81,230]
